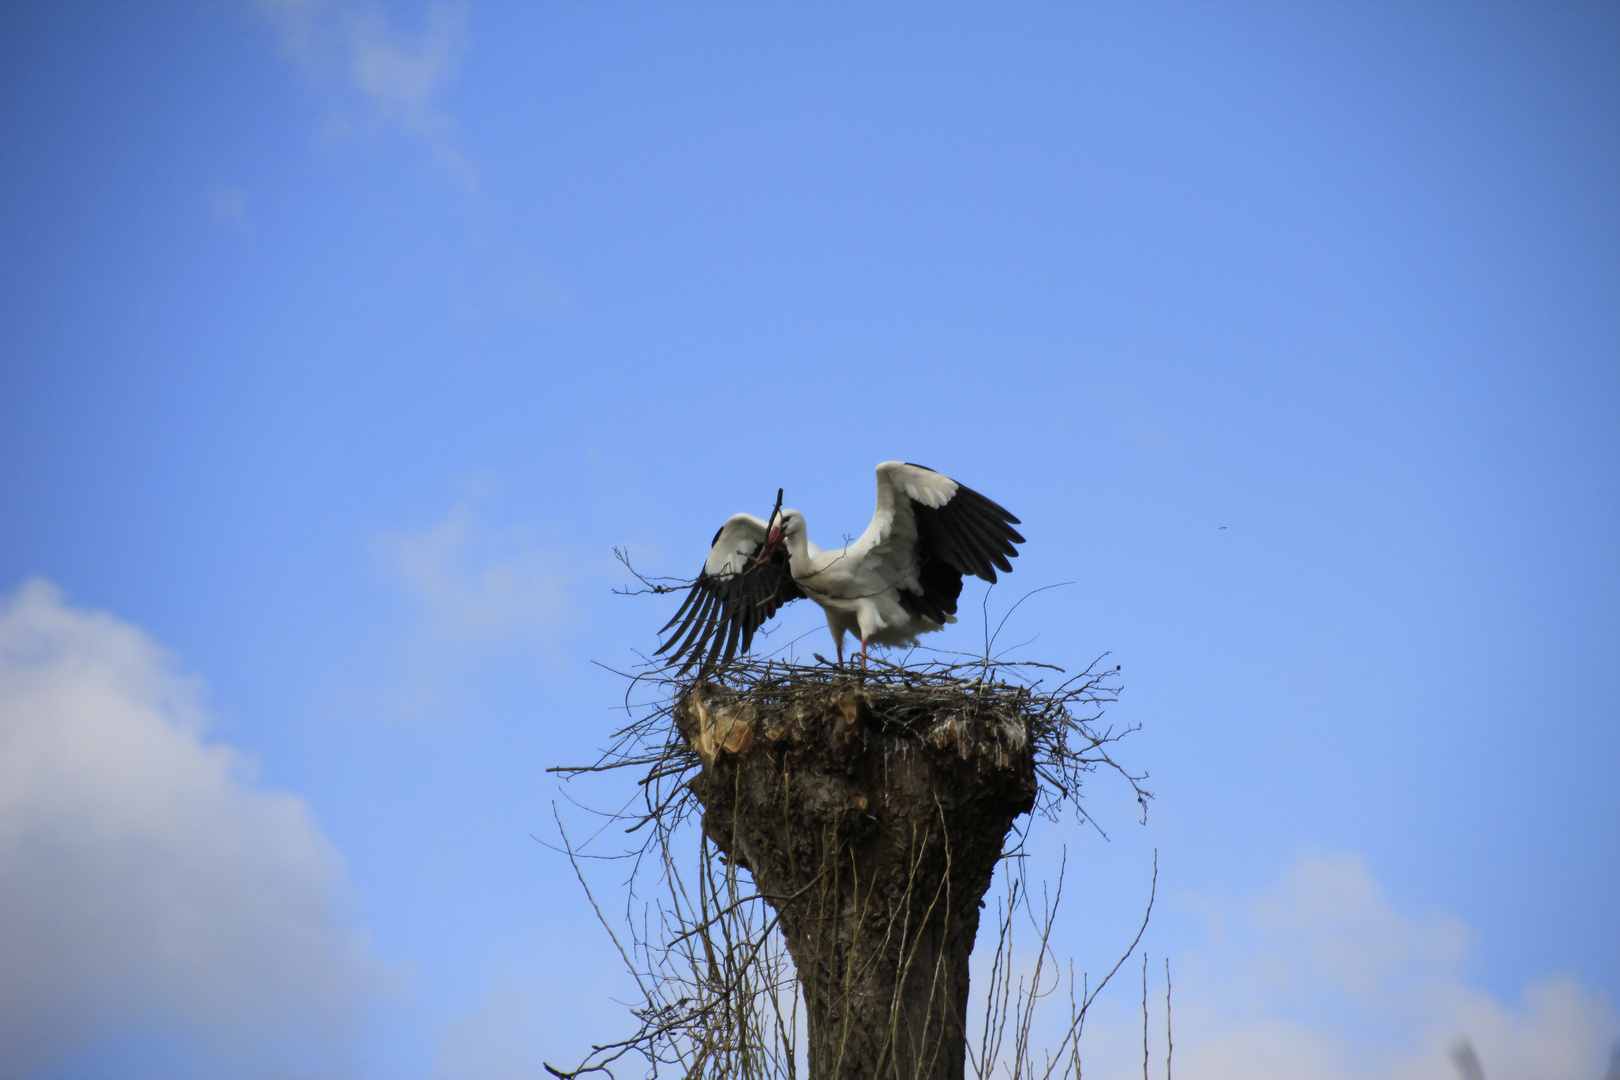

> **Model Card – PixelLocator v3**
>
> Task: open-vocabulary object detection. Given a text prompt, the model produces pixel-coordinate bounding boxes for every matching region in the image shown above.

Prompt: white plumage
[658,462,1023,671]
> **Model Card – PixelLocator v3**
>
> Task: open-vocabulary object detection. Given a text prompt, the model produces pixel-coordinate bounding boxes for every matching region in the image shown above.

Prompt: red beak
[754,525,782,568]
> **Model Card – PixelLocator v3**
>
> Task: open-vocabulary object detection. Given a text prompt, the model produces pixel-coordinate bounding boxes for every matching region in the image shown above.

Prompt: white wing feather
[851,462,960,582]
[704,514,769,576]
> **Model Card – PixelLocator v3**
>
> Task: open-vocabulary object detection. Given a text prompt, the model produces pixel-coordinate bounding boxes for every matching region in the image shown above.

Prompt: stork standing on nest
[658,462,1024,672]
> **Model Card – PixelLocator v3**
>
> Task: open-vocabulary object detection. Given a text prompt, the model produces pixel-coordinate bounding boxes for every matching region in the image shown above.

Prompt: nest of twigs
[562,652,1143,854]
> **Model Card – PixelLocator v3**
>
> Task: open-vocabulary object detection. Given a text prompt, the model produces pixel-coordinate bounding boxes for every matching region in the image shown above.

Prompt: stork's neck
[783,524,814,574]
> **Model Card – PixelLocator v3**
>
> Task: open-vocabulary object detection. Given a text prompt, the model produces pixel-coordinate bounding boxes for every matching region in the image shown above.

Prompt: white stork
[657,462,1024,672]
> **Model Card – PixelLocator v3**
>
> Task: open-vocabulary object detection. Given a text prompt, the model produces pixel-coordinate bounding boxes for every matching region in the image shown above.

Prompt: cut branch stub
[676,678,1039,1080]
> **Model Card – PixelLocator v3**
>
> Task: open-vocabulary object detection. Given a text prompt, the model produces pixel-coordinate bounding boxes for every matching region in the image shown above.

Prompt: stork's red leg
[859,638,869,671]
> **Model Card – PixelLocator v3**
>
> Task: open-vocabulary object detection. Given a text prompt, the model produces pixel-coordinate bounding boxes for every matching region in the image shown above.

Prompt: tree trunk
[678,680,1037,1080]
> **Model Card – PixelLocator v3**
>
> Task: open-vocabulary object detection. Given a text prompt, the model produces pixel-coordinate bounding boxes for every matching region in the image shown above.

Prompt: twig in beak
[752,487,784,568]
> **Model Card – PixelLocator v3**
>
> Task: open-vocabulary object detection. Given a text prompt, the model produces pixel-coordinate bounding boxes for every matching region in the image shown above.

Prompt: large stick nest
[561,654,1146,841]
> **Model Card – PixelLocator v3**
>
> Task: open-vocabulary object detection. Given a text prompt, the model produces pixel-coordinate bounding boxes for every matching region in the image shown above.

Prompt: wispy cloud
[1155,853,1618,1080]
[379,498,571,650]
[258,0,476,193]
[209,185,249,230]
[0,579,389,1077]
[432,980,552,1080]
[451,247,576,322]
[372,493,576,711]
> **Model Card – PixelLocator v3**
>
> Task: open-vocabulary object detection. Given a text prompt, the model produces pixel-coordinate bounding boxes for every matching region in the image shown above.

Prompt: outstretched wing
[856,462,1025,624]
[657,513,804,674]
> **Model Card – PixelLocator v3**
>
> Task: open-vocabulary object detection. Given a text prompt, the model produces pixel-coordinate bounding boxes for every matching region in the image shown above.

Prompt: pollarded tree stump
[676,678,1038,1080]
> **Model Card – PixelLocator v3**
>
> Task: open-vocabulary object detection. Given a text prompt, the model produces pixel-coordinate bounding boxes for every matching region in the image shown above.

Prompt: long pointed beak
[753,526,782,568]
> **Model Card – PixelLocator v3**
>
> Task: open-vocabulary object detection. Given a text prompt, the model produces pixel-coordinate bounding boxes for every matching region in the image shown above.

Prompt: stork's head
[760,508,804,562]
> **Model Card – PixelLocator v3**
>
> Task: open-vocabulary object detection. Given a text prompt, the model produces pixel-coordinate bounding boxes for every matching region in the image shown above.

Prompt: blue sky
[1,2,1616,1077]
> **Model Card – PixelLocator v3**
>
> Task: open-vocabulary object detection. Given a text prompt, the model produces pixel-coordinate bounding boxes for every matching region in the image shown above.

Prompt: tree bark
[678,680,1037,1080]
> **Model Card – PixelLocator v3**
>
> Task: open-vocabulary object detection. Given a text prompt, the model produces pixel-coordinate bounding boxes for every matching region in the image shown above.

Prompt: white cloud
[258,0,475,192]
[0,579,387,1077]
[1161,853,1618,1080]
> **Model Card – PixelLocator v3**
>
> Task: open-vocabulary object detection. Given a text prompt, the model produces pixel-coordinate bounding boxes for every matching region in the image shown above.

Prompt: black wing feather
[659,589,717,660]
[657,578,704,636]
[896,467,1025,624]
[657,537,804,675]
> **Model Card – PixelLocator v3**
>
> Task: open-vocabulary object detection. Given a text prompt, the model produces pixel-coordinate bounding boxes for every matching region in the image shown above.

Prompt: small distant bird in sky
[659,462,1025,672]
